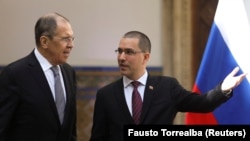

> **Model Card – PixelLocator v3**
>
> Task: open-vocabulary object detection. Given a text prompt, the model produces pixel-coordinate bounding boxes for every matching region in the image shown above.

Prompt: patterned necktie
[131,81,142,124]
[51,66,65,124]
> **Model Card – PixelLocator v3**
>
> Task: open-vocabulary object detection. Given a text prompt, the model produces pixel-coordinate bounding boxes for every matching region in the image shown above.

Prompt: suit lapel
[59,65,74,124]
[114,76,159,124]
[114,78,134,123]
[28,51,63,122]
[140,76,157,123]
[60,65,71,107]
[28,52,56,104]
[59,65,69,126]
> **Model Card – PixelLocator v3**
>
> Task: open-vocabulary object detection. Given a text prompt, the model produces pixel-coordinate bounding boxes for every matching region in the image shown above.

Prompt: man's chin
[119,70,128,76]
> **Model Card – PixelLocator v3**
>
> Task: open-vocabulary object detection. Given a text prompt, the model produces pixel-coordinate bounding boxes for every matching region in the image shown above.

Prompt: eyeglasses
[53,36,75,43]
[115,48,144,55]
[61,37,75,42]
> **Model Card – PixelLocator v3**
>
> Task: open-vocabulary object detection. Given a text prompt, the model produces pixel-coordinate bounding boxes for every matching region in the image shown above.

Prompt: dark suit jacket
[90,75,231,141]
[0,51,77,141]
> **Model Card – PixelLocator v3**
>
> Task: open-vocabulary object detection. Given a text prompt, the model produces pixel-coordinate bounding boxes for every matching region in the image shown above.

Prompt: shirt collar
[123,70,148,88]
[34,48,53,72]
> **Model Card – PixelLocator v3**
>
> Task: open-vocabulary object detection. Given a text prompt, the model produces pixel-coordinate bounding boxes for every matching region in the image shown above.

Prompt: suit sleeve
[167,77,230,112]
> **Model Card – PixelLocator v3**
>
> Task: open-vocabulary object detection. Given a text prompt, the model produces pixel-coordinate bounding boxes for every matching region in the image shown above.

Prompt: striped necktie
[131,81,142,124]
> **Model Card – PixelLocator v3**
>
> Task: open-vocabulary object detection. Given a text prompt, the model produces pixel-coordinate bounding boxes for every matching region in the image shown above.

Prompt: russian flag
[185,0,250,124]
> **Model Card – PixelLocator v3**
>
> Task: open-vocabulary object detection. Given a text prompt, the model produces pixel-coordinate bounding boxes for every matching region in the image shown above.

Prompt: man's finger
[229,67,240,77]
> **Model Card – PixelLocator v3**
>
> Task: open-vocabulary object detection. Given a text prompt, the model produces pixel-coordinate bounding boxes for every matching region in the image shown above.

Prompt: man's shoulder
[149,75,177,82]
[3,53,32,71]
[97,78,122,91]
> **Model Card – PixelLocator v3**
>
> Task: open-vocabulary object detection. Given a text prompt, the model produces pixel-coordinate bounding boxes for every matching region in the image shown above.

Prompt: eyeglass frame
[53,36,75,43]
[115,48,144,55]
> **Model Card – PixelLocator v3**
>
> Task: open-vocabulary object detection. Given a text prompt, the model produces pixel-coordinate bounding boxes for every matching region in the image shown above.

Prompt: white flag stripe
[215,0,250,81]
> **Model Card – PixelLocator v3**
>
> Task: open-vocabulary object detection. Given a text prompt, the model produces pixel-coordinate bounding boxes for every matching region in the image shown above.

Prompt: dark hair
[123,31,151,53]
[34,12,70,47]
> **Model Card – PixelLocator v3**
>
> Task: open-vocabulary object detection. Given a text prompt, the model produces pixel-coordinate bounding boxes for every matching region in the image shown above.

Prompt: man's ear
[40,36,49,49]
[143,53,150,63]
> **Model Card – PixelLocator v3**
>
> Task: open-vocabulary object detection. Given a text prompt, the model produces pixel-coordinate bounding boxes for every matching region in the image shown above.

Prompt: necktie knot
[131,81,140,88]
[51,66,59,76]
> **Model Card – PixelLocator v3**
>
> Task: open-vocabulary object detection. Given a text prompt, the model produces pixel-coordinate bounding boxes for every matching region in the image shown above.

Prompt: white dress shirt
[123,71,148,115]
[34,48,66,101]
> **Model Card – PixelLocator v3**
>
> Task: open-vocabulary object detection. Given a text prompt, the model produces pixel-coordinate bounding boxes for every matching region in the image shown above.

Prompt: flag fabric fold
[185,0,250,124]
